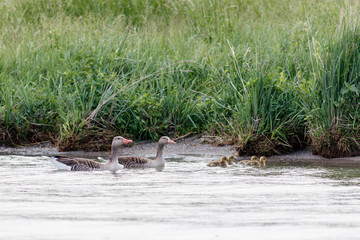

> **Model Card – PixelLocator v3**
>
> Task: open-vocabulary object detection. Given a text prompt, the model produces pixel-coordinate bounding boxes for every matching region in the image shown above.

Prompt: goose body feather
[119,136,175,168]
[50,136,132,172]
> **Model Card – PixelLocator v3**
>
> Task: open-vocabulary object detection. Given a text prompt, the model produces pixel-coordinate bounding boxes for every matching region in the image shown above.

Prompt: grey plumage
[118,156,151,168]
[117,136,175,168]
[50,136,132,172]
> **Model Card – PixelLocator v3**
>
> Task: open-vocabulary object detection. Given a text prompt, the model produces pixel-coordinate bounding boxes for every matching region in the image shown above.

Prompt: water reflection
[0,155,360,239]
[318,167,360,185]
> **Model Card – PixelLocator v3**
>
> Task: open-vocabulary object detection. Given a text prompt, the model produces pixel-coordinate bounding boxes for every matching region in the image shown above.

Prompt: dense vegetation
[0,0,359,157]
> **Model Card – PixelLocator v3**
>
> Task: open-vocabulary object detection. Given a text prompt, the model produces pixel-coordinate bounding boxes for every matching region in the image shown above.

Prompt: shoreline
[1,135,360,167]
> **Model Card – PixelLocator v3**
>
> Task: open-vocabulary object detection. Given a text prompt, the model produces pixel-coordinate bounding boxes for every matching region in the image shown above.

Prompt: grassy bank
[0,0,359,157]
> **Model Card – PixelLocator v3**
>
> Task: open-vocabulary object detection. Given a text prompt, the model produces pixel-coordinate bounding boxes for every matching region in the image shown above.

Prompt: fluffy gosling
[238,156,258,165]
[207,156,228,167]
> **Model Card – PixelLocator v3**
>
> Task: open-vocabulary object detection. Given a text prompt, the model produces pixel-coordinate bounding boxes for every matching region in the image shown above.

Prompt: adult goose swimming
[118,136,176,168]
[50,136,133,172]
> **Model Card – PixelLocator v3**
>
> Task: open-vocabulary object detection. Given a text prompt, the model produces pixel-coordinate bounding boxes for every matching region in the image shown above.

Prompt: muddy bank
[1,135,360,167]
[0,135,234,158]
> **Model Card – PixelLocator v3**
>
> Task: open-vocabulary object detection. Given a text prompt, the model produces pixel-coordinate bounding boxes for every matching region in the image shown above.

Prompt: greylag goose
[207,156,228,167]
[50,136,133,172]
[118,136,175,168]
[238,156,258,165]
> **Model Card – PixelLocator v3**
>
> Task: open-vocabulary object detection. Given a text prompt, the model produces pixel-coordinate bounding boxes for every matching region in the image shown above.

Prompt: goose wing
[118,156,150,168]
[51,156,101,171]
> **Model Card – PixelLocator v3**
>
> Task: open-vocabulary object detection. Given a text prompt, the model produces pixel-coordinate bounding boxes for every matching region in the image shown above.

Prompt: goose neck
[155,143,166,161]
[110,145,120,164]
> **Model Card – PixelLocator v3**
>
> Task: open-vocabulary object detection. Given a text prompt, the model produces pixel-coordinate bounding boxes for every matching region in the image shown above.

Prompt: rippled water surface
[1,154,360,240]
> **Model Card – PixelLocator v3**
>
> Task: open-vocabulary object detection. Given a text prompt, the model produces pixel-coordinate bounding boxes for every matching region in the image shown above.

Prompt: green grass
[0,0,359,156]
[305,16,360,157]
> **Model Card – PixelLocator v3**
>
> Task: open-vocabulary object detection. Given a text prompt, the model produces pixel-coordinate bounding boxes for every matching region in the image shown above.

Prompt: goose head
[259,156,267,165]
[112,136,133,148]
[250,156,258,161]
[159,136,176,145]
[227,155,234,164]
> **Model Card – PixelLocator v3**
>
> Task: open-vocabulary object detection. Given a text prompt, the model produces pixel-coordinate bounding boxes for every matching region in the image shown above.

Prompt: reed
[0,0,358,156]
[306,17,360,157]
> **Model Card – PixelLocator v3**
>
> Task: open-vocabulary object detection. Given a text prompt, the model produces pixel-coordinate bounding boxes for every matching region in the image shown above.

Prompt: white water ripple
[0,155,360,239]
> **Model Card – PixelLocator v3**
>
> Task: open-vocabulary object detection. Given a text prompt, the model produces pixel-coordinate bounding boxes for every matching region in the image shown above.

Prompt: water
[1,154,360,240]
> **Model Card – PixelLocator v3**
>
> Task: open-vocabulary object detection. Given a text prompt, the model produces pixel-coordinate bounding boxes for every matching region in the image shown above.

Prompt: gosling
[244,156,267,167]
[207,156,228,167]
[238,156,258,165]
[258,156,267,167]
[227,155,234,165]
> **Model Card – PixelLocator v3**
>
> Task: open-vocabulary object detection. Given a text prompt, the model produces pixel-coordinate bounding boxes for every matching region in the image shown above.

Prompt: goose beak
[168,139,176,144]
[122,138,133,144]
